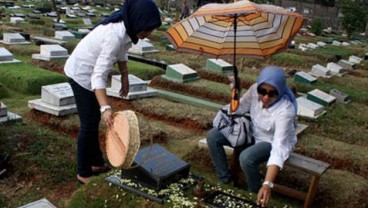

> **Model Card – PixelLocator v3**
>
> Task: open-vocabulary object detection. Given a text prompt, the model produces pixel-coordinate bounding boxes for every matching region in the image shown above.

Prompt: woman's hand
[257,185,272,207]
[102,109,113,128]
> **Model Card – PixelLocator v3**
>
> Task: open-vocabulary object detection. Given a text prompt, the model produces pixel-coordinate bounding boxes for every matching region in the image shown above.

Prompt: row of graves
[297,38,364,51]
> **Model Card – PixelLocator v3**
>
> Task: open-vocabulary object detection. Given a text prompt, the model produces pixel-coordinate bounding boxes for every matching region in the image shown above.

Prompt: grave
[310,64,331,78]
[297,97,325,119]
[205,59,234,73]
[332,40,341,46]
[54,31,75,40]
[294,71,317,84]
[365,52,368,60]
[348,55,363,65]
[28,82,77,116]
[32,36,66,46]
[307,43,318,49]
[18,198,56,208]
[106,74,157,100]
[162,63,200,83]
[10,17,24,24]
[316,41,326,47]
[32,44,69,61]
[166,44,174,51]
[82,18,92,25]
[0,102,22,123]
[342,42,351,46]
[0,33,30,45]
[298,43,308,51]
[128,39,159,55]
[337,59,355,70]
[307,89,336,106]
[329,89,351,104]
[0,47,21,64]
[326,62,346,76]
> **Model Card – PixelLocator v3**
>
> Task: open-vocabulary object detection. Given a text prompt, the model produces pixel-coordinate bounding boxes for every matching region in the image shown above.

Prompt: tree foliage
[314,0,335,7]
[338,0,368,38]
[311,19,323,35]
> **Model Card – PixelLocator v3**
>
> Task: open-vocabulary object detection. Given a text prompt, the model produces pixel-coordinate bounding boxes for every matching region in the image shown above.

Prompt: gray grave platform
[310,64,331,78]
[28,82,77,116]
[32,36,67,45]
[297,97,326,119]
[0,102,22,123]
[326,62,346,77]
[307,89,336,106]
[329,89,351,104]
[162,64,200,83]
[32,44,69,61]
[128,39,159,55]
[0,33,30,45]
[107,74,157,100]
[337,59,355,70]
[294,71,317,84]
[0,48,21,64]
[54,31,75,40]
[18,198,56,208]
[206,59,233,73]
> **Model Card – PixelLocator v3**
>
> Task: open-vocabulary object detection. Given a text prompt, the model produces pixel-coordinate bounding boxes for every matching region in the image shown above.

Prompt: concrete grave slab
[128,39,159,55]
[32,44,69,61]
[307,89,336,106]
[107,74,157,100]
[294,71,317,84]
[298,43,308,51]
[28,99,77,116]
[329,89,351,104]
[18,198,56,208]
[0,102,7,117]
[337,59,355,70]
[348,55,363,65]
[0,102,22,123]
[32,36,66,46]
[317,41,327,47]
[332,40,341,46]
[163,64,200,83]
[311,64,331,78]
[327,62,347,76]
[41,82,75,106]
[307,43,318,49]
[342,42,350,46]
[10,17,24,24]
[0,47,21,64]
[0,33,30,45]
[297,97,326,119]
[78,28,90,34]
[206,59,233,73]
[82,18,92,25]
[54,31,75,40]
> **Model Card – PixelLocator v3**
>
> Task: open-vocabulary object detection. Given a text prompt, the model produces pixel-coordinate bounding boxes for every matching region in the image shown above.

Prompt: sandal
[77,174,93,185]
[92,166,111,175]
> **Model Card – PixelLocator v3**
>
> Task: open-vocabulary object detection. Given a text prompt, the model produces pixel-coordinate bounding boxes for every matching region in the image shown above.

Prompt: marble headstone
[54,31,75,40]
[0,47,21,64]
[311,64,331,77]
[163,64,200,83]
[307,89,336,106]
[297,97,325,119]
[206,59,233,73]
[294,71,317,84]
[32,45,69,61]
[1,33,30,45]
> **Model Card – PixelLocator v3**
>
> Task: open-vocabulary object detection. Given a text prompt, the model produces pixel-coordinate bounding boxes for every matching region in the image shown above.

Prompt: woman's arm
[118,61,129,97]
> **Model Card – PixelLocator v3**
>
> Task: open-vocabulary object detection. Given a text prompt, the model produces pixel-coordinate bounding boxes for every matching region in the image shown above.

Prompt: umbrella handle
[230,88,240,112]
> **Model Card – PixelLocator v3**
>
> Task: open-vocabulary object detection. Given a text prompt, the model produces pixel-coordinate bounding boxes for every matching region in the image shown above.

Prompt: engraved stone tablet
[164,63,200,83]
[327,62,345,74]
[54,31,75,40]
[206,59,233,73]
[307,89,336,106]
[311,64,330,77]
[329,89,350,104]
[120,144,190,190]
[337,59,354,70]
[294,71,317,84]
[41,82,75,106]
[348,55,363,64]
[297,97,325,119]
[18,198,56,208]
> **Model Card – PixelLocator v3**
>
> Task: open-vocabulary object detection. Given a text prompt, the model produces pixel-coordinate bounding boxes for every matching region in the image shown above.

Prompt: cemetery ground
[0,10,368,208]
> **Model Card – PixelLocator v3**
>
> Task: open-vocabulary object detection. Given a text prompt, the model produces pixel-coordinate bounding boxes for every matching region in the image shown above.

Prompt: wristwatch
[262,181,274,189]
[100,105,112,114]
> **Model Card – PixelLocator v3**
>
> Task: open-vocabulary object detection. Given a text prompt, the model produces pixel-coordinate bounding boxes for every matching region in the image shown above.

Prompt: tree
[338,0,368,38]
[311,19,322,35]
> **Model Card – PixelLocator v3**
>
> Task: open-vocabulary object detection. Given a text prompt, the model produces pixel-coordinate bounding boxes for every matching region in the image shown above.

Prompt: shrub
[311,19,322,36]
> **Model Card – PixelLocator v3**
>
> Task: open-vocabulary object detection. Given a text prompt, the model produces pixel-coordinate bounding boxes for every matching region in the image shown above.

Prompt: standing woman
[64,0,161,184]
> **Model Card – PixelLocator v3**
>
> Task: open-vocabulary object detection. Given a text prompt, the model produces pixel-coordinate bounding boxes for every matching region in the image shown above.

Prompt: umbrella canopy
[164,0,303,58]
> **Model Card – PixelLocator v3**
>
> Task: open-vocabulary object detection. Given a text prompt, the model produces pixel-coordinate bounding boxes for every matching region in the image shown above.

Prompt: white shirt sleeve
[91,32,121,90]
[238,83,257,113]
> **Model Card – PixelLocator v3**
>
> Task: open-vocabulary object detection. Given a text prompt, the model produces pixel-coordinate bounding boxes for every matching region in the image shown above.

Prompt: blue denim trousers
[207,128,271,192]
[68,78,104,177]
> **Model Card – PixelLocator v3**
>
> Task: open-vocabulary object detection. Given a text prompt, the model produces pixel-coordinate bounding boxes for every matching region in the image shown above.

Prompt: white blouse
[238,83,297,169]
[64,22,132,91]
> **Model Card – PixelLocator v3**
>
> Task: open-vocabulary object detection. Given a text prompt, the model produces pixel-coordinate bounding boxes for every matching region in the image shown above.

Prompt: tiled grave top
[0,47,14,62]
[54,31,75,40]
[307,89,336,106]
[294,71,317,84]
[297,97,324,118]
[40,45,68,57]
[41,82,75,106]
[0,102,7,117]
[330,89,350,104]
[3,33,26,43]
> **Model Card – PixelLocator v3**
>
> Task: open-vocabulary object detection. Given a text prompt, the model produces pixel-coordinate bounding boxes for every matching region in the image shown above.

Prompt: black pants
[68,78,104,177]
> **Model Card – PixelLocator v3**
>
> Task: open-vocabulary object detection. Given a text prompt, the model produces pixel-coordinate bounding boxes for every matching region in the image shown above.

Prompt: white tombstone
[18,198,56,208]
[163,63,200,83]
[32,45,69,61]
[0,33,30,45]
[311,64,331,77]
[329,89,351,104]
[0,102,22,123]
[0,47,21,64]
[28,82,77,116]
[327,62,346,76]
[307,89,336,106]
[294,71,317,84]
[78,28,90,34]
[348,55,363,64]
[332,40,341,46]
[54,31,75,40]
[316,41,327,47]
[82,18,92,25]
[106,74,157,100]
[206,59,233,73]
[307,43,318,49]
[342,42,351,46]
[128,39,159,55]
[10,17,25,24]
[298,43,308,51]
[337,59,354,70]
[296,97,325,119]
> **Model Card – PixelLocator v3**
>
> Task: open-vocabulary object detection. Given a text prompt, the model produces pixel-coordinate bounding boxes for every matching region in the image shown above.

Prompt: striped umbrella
[163,0,304,112]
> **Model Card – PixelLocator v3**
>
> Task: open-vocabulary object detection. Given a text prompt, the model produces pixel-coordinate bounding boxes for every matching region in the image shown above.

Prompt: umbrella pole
[230,14,240,113]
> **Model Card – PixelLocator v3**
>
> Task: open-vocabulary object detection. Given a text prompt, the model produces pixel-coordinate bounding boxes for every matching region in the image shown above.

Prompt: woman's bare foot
[77,174,93,185]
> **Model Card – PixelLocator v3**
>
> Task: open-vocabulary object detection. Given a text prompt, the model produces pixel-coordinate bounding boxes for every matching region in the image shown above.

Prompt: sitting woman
[207,66,297,207]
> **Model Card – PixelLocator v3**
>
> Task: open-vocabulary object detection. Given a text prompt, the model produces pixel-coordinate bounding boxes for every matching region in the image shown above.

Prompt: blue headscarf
[97,0,162,44]
[257,66,297,113]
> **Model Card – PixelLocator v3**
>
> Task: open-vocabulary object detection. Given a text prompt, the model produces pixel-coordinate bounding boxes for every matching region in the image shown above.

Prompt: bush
[311,19,322,35]
[0,83,10,98]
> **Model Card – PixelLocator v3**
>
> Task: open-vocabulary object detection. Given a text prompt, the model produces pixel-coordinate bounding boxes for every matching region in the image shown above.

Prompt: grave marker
[316,41,327,47]
[106,74,157,100]
[297,97,325,119]
[10,17,24,24]
[0,102,22,123]
[329,89,351,104]
[32,44,69,61]
[348,55,363,64]
[332,40,341,46]
[298,43,308,51]
[206,59,233,73]
[0,33,30,45]
[337,59,354,70]
[54,31,75,40]
[82,18,92,25]
[342,42,350,46]
[307,89,336,106]
[327,62,346,76]
[163,64,200,83]
[311,64,331,77]
[18,198,56,208]
[128,39,159,55]
[307,43,318,49]
[294,71,317,84]
[0,47,21,64]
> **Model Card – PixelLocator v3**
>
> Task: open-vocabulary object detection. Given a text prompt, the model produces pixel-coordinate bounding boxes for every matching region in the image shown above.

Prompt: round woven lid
[105,110,140,168]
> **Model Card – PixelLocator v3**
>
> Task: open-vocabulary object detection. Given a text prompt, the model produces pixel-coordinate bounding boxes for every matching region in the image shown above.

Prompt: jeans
[68,78,104,177]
